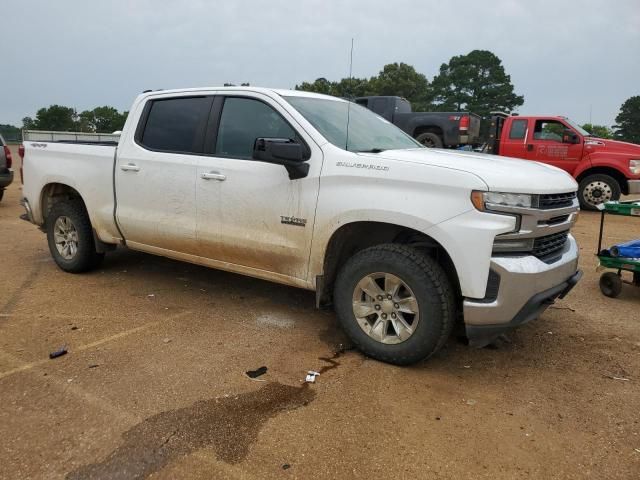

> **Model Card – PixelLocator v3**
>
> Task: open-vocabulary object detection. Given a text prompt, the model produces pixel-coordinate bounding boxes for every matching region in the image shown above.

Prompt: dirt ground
[1,145,639,479]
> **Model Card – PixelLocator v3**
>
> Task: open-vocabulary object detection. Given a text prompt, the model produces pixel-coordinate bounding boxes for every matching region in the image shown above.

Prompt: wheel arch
[316,221,461,310]
[576,166,628,195]
[39,182,114,253]
[413,125,444,140]
[40,182,88,225]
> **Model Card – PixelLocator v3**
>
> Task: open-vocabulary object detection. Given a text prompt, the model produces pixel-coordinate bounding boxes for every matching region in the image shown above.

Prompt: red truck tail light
[459,115,470,131]
[3,145,12,169]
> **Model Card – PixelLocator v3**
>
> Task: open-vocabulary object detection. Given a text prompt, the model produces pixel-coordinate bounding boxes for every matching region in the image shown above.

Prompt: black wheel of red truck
[46,200,104,273]
[599,272,623,298]
[578,174,621,210]
[333,244,455,365]
[416,132,443,148]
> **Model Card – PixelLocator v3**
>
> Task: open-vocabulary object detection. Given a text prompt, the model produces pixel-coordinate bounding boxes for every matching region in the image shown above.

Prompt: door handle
[527,144,534,152]
[200,171,226,181]
[120,163,140,172]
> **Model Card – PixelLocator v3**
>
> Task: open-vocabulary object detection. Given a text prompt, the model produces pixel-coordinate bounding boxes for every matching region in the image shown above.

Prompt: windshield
[284,96,422,152]
[563,118,591,136]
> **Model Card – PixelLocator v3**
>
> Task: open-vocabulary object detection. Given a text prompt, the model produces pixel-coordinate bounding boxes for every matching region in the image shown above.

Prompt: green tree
[0,124,22,141]
[428,50,524,117]
[613,95,640,144]
[295,76,372,98]
[22,117,35,130]
[295,77,333,95]
[369,63,430,110]
[296,63,429,106]
[29,105,78,131]
[77,110,95,132]
[78,106,128,133]
[580,123,613,139]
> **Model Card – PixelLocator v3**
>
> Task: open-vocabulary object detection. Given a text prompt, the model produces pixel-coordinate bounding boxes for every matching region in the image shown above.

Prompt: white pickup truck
[21,87,582,365]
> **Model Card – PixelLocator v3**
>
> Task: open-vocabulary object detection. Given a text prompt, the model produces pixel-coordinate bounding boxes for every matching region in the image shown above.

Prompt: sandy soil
[1,145,639,479]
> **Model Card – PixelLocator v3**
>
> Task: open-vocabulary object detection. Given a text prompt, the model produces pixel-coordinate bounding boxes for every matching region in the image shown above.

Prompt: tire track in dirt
[0,260,43,316]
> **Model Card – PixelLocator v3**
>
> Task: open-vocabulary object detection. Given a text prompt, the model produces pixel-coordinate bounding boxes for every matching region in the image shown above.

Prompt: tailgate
[468,114,481,138]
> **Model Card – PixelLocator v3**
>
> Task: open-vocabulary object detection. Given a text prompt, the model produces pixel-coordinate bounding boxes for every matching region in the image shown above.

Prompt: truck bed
[23,130,121,144]
[393,112,481,146]
[21,141,122,244]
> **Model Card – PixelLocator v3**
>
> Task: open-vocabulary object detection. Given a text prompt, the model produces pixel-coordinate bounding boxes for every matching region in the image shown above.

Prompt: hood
[364,148,578,194]
[584,137,640,156]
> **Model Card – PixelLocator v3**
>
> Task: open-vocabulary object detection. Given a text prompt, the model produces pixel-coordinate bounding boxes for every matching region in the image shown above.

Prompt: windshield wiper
[355,148,385,153]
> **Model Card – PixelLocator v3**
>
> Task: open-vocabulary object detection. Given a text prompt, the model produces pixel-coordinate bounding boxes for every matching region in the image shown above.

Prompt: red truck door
[499,118,529,158]
[525,119,584,174]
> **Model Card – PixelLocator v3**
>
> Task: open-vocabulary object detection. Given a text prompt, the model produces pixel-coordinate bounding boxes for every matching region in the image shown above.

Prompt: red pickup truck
[486,114,640,210]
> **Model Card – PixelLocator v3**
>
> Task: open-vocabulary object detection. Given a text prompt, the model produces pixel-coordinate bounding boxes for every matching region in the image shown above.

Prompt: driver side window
[215,97,297,159]
[533,120,566,142]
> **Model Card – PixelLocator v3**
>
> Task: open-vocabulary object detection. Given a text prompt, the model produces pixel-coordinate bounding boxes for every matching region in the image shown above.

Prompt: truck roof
[137,86,345,102]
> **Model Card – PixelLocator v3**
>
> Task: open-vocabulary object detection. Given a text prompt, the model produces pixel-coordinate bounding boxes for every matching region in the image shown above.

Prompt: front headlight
[471,191,533,211]
[630,159,640,175]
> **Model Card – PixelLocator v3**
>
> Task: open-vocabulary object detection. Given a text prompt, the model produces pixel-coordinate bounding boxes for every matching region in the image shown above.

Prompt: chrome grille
[538,192,577,210]
[532,231,569,258]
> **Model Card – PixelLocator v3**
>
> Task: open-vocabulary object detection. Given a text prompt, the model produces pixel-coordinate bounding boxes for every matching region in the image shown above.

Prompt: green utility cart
[596,200,640,297]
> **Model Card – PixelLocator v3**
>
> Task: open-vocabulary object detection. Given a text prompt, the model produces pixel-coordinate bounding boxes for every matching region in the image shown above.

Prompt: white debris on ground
[255,313,296,329]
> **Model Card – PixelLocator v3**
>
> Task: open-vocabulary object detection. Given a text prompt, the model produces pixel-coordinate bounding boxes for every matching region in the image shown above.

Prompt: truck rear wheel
[578,174,621,210]
[46,200,104,273]
[416,132,443,148]
[333,244,455,365]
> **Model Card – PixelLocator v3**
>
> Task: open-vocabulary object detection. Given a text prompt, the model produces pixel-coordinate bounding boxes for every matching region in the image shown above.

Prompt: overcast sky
[1,0,638,127]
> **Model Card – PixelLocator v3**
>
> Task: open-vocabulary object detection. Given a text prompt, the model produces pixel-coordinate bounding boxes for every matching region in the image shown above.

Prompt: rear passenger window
[215,97,296,159]
[140,97,211,153]
[509,119,528,139]
[371,98,387,113]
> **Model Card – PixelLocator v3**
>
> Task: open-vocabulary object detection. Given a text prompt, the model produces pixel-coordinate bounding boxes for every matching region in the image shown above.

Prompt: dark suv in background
[0,134,14,202]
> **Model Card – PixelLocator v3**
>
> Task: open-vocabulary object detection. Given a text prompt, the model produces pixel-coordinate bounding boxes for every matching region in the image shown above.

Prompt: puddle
[66,382,315,480]
[318,316,353,353]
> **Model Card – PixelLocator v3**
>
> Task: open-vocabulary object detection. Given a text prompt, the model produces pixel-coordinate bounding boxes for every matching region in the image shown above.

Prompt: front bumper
[464,234,581,347]
[0,169,13,188]
[628,180,640,195]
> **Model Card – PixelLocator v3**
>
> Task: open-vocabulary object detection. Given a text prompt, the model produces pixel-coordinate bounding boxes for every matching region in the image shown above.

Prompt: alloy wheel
[351,272,420,344]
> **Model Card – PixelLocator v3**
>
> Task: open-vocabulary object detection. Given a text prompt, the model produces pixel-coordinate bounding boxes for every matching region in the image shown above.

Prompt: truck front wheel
[578,174,621,210]
[415,132,443,148]
[333,244,455,365]
[46,200,104,273]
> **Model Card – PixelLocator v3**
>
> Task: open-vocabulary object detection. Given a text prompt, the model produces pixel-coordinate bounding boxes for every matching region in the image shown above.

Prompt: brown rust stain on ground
[66,382,316,480]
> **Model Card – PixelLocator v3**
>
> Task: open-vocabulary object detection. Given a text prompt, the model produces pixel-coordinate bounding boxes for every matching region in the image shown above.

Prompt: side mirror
[562,129,580,144]
[253,138,309,180]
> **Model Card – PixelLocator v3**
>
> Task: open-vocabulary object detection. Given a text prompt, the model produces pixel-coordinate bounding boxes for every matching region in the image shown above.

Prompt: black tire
[333,244,455,365]
[46,200,104,273]
[0,188,4,202]
[415,132,444,148]
[599,272,622,298]
[578,174,621,211]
